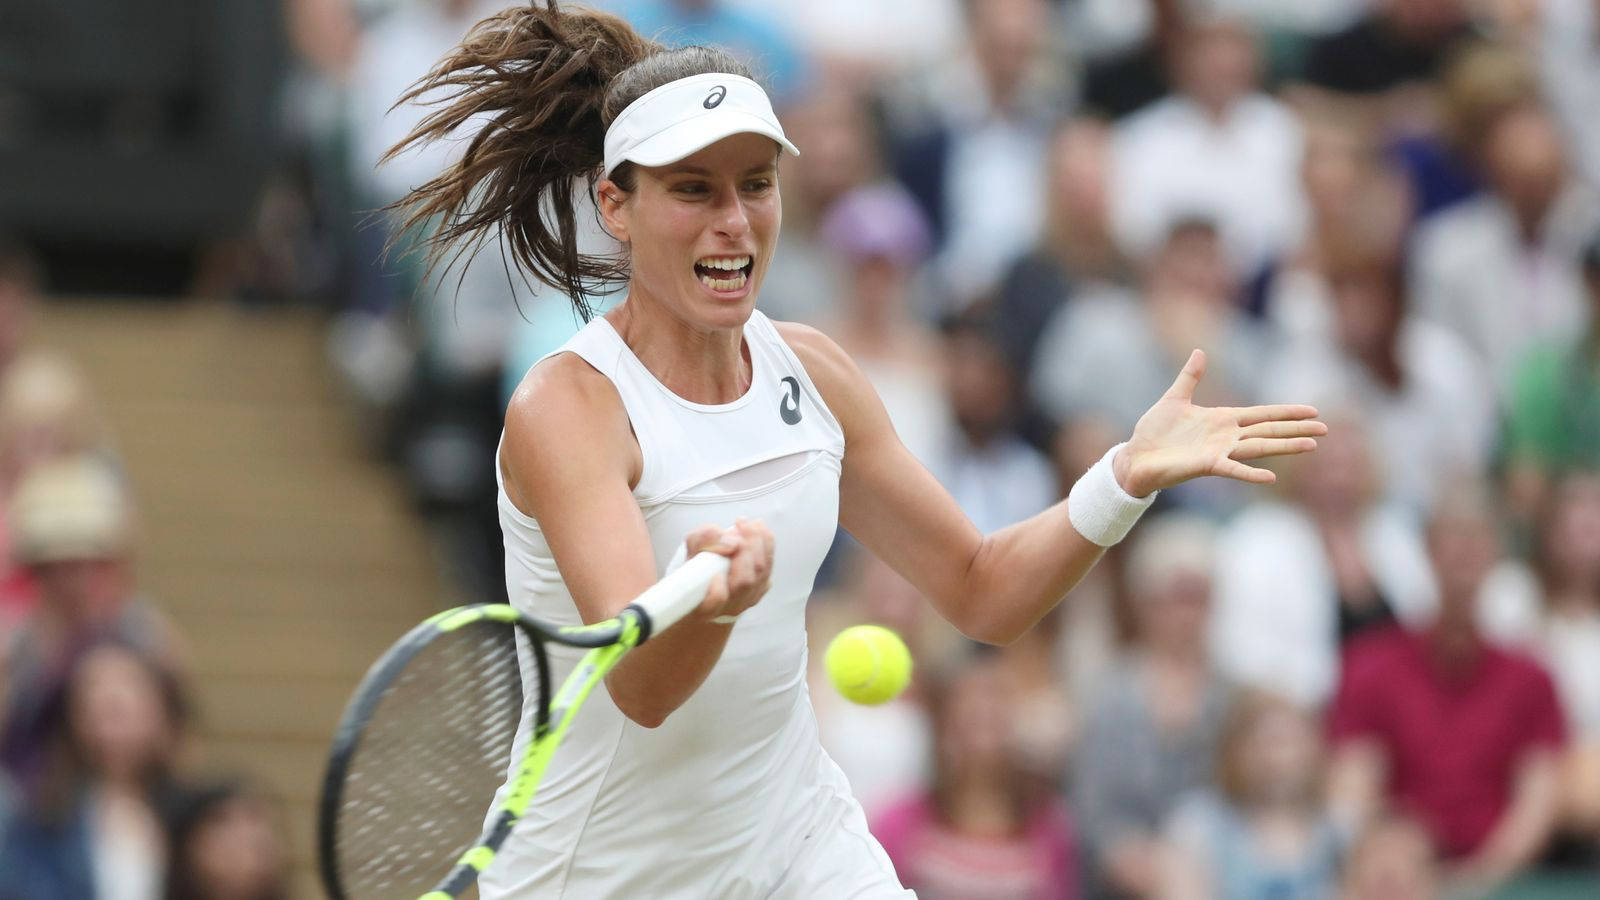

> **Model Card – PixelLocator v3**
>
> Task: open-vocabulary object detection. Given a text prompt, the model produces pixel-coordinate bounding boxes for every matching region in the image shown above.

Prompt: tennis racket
[317,551,731,899]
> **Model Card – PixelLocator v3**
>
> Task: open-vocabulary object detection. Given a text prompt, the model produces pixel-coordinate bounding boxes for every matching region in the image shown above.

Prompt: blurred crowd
[266,0,1600,897]
[9,0,1600,896]
[0,244,290,896]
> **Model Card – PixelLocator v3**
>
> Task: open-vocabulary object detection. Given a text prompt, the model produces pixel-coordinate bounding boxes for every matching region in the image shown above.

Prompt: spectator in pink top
[873,655,1077,899]
[1326,498,1568,896]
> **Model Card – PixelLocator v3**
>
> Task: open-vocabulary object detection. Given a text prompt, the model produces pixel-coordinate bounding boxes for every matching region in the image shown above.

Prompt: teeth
[697,255,750,271]
[698,269,748,292]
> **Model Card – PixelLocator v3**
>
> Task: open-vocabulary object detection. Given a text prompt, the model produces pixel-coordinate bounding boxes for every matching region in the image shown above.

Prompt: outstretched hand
[1112,349,1327,498]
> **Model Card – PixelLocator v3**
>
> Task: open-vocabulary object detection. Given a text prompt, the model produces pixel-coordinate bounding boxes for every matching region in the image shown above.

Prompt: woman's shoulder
[507,349,626,427]
[770,319,848,372]
[502,349,636,488]
[769,319,878,426]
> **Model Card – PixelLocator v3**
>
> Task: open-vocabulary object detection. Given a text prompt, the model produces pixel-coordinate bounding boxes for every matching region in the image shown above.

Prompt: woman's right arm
[500,353,773,728]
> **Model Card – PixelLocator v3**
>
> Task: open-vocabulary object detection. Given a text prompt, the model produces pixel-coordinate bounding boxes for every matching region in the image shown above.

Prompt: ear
[596,178,630,243]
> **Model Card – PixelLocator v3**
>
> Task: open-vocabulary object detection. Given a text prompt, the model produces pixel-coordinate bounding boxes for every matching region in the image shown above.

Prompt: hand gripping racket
[317,551,731,899]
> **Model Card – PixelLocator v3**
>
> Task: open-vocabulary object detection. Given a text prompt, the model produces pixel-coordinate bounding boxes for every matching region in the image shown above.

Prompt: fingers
[1230,436,1319,461]
[726,519,774,615]
[1236,404,1320,427]
[739,519,775,584]
[1215,458,1277,484]
[697,573,730,615]
[1239,419,1329,440]
[1161,348,1208,401]
[685,523,739,557]
[695,519,775,620]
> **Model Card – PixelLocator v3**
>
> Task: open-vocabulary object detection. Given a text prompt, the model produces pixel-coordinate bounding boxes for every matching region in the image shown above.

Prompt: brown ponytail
[383,1,756,320]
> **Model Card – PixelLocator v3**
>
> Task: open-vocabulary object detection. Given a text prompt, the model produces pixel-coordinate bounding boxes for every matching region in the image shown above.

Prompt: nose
[712,186,750,239]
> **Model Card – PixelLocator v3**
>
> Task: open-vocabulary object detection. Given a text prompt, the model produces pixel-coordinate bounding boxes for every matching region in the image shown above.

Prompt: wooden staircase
[39,299,450,897]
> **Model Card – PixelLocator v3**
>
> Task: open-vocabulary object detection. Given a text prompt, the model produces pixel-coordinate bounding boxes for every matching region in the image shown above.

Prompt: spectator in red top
[1326,491,1567,896]
[873,655,1078,899]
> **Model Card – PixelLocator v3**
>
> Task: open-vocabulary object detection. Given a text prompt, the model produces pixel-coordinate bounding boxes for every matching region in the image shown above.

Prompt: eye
[673,182,710,196]
[743,178,774,194]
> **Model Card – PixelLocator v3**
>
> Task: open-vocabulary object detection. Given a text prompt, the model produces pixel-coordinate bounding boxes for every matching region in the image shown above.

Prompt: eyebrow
[663,163,777,177]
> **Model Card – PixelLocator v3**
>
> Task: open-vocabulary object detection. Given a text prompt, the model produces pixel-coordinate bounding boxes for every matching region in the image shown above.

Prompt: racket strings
[335,620,532,897]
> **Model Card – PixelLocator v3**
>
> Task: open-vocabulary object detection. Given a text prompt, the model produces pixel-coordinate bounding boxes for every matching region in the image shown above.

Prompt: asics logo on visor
[703,85,727,109]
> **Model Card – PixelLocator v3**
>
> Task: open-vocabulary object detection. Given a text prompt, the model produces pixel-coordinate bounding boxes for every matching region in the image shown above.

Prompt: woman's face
[68,645,175,782]
[1048,121,1110,231]
[1138,569,1213,649]
[186,795,287,899]
[781,83,872,212]
[1291,417,1371,517]
[1428,509,1498,604]
[1302,124,1364,220]
[1238,704,1320,803]
[1543,473,1600,588]
[937,664,1014,777]
[600,133,782,332]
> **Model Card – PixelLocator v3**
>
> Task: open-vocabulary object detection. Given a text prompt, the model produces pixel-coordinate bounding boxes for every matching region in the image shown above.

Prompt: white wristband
[1068,442,1157,547]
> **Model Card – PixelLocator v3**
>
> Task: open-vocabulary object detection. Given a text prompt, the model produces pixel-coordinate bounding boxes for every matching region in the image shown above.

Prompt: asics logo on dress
[704,86,727,109]
[779,376,802,425]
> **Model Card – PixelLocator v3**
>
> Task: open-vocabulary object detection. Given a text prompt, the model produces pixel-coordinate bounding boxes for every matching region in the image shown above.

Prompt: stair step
[37,298,453,894]
[180,613,430,678]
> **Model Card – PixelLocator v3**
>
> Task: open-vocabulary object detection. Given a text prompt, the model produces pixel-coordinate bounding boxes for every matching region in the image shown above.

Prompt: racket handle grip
[627,551,732,642]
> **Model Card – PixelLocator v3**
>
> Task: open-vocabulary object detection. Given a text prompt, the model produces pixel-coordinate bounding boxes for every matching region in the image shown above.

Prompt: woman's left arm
[780,323,1324,645]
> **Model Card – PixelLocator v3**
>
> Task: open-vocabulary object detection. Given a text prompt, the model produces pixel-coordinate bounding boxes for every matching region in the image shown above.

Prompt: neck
[1547,583,1600,615]
[608,293,750,405]
[1429,613,1481,665]
[99,773,149,799]
[1249,790,1312,818]
[1148,640,1206,669]
[983,70,1022,116]
[844,297,903,349]
[942,777,1020,835]
[1190,92,1236,125]
[1311,502,1362,528]
[1362,344,1405,390]
[1510,191,1557,243]
[960,421,1004,450]
[1055,228,1118,276]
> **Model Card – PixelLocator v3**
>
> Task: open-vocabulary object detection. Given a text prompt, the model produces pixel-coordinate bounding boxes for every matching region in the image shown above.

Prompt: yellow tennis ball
[825,625,912,706]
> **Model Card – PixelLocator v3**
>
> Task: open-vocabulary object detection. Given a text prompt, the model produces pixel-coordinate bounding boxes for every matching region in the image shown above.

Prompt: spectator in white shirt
[1530,471,1600,838]
[933,313,1056,535]
[1261,232,1497,516]
[732,0,963,82]
[817,184,953,467]
[1031,218,1266,515]
[1109,12,1308,278]
[1537,0,1600,189]
[756,77,878,327]
[888,0,1065,308]
[1212,432,1538,709]
[1210,416,1437,707]
[1409,94,1600,397]
[349,0,503,207]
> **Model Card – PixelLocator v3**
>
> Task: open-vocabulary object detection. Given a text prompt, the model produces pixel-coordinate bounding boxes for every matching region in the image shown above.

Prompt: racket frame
[319,552,729,900]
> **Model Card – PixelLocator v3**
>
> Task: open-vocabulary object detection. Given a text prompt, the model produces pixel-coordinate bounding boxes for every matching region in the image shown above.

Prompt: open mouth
[694,255,754,293]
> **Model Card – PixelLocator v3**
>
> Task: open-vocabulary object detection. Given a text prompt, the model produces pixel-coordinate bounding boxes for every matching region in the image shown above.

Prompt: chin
[699,298,756,331]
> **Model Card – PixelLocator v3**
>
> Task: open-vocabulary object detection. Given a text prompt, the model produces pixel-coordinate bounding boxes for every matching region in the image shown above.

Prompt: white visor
[602,72,799,178]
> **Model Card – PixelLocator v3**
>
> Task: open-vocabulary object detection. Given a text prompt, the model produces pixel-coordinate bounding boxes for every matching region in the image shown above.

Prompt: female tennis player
[386,3,1325,896]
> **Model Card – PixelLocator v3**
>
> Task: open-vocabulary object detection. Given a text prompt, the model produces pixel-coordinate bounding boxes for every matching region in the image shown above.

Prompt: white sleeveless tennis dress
[481,310,913,899]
